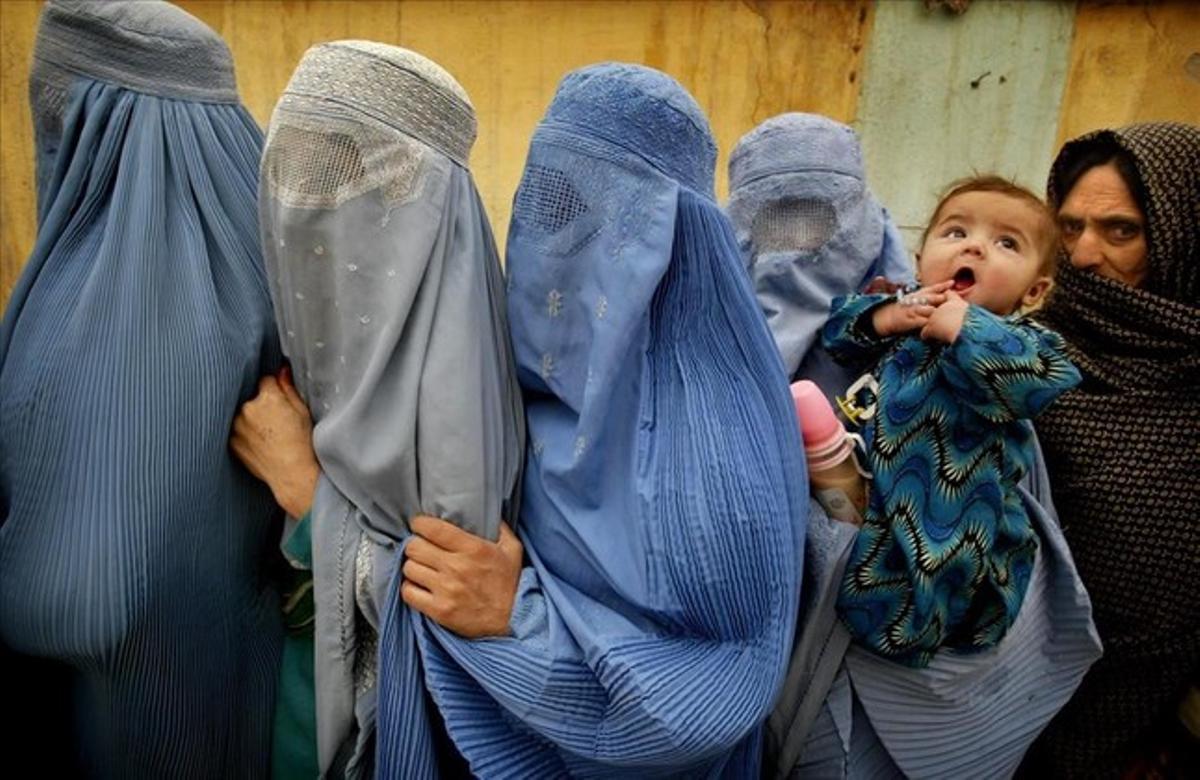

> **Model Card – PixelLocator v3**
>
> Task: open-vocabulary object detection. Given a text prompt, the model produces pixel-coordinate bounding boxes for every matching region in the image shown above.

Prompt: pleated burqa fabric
[766,433,1103,779]
[374,63,807,778]
[729,113,1102,778]
[0,2,281,777]
[258,42,524,776]
[726,113,914,399]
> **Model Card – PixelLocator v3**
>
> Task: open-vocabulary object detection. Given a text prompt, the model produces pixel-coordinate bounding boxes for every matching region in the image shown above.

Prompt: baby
[824,175,1081,667]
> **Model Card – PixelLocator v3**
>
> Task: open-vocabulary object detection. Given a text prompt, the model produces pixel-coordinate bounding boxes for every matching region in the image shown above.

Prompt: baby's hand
[921,291,968,344]
[871,281,953,337]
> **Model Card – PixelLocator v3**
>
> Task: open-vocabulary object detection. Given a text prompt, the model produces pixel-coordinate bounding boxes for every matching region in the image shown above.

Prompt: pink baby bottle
[790,380,868,526]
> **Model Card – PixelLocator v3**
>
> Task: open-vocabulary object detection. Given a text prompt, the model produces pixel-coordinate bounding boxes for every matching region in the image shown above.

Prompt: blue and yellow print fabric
[824,293,1081,667]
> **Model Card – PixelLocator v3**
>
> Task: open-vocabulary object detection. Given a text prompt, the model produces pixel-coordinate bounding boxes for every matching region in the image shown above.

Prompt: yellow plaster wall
[0,0,42,306]
[0,0,874,304]
[3,1,1199,307]
[1056,0,1200,146]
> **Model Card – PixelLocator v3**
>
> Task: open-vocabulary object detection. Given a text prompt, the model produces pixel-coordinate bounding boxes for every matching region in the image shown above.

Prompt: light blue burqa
[727,113,914,400]
[0,2,280,777]
[767,435,1103,779]
[376,63,809,778]
[724,113,1101,778]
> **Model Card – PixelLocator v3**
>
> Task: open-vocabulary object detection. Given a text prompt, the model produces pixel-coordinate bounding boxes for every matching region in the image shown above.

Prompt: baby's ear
[1021,276,1053,310]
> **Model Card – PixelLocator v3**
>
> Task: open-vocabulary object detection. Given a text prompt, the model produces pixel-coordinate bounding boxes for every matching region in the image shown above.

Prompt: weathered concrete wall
[855,0,1075,255]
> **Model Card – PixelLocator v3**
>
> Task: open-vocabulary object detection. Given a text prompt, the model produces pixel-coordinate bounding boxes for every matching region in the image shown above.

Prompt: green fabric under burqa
[1026,122,1200,777]
[272,512,317,780]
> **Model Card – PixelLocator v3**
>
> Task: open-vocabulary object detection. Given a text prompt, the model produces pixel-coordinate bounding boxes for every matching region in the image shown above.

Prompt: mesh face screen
[266,124,366,201]
[265,117,425,210]
[514,165,589,234]
[751,197,838,253]
[29,63,71,142]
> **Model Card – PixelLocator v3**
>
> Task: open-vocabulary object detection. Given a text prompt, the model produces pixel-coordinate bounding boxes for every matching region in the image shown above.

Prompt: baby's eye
[997,236,1019,251]
[943,226,966,239]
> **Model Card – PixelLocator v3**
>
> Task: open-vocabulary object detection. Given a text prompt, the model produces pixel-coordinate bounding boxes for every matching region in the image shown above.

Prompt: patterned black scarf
[1026,122,1200,777]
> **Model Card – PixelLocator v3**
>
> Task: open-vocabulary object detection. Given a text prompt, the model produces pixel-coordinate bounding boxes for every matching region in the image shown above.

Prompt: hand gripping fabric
[259,41,524,775]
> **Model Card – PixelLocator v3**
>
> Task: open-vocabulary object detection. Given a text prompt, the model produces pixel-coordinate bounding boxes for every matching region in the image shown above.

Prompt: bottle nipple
[791,381,844,451]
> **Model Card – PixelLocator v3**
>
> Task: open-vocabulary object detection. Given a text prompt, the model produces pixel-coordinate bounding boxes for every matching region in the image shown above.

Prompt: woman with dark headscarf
[1023,122,1200,777]
[0,1,281,776]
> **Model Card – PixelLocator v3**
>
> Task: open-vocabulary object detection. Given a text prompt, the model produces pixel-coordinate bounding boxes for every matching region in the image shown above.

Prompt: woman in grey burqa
[231,40,525,776]
[0,2,282,776]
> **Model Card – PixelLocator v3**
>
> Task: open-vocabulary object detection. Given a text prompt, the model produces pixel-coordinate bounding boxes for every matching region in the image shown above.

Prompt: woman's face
[1057,162,1149,287]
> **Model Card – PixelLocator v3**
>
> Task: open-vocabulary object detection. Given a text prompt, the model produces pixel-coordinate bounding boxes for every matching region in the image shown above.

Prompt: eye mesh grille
[266,124,366,198]
[515,165,588,233]
[265,118,425,210]
[751,197,838,253]
[29,63,73,139]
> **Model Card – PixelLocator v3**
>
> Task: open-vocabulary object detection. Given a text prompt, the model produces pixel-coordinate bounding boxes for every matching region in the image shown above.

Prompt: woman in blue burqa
[236,59,808,776]
[725,112,914,401]
[0,1,281,777]
[730,114,1105,779]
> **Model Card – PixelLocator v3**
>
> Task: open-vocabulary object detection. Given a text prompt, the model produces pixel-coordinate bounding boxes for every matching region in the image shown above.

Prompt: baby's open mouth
[952,267,976,293]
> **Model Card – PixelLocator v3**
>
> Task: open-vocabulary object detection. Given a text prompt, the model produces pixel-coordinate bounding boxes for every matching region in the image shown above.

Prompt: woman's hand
[871,280,953,337]
[401,516,524,639]
[230,367,320,518]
